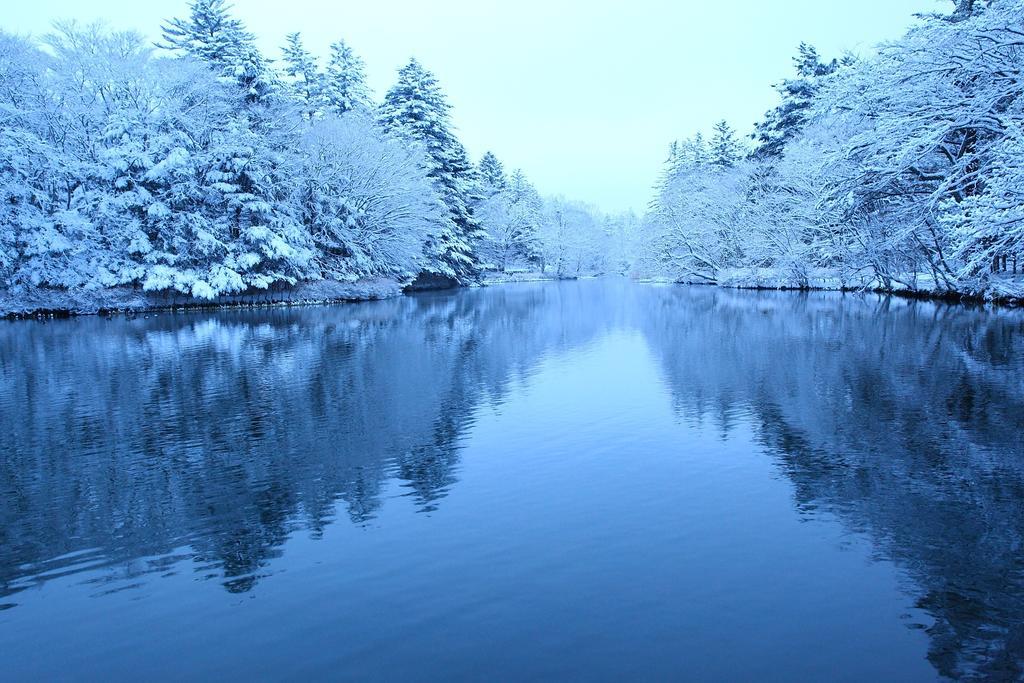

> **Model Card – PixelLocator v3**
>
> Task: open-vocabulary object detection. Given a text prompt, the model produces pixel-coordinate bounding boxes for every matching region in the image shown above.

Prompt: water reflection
[0,282,623,600]
[639,287,1024,681]
[1,280,1022,680]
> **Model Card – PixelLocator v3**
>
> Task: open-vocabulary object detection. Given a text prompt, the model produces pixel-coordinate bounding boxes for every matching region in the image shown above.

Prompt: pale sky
[6,0,942,212]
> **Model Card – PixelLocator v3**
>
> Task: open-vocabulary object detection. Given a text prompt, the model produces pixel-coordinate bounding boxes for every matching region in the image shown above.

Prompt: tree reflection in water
[639,287,1024,680]
[1,280,1022,679]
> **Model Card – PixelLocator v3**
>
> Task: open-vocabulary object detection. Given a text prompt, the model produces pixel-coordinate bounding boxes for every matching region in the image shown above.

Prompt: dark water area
[1,279,1022,681]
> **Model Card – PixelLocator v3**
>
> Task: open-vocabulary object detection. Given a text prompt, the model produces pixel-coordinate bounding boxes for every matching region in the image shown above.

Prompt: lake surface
[1,279,1023,681]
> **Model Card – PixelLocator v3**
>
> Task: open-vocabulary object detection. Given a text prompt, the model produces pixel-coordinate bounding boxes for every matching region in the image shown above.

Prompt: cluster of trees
[12,0,1012,302]
[0,0,613,301]
[643,0,1024,300]
[474,151,635,278]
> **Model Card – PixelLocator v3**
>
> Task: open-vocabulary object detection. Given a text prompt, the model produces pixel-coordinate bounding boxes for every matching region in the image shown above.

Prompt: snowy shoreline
[5,270,1021,319]
[0,273,567,319]
[480,271,558,285]
[653,268,1024,307]
[0,278,407,319]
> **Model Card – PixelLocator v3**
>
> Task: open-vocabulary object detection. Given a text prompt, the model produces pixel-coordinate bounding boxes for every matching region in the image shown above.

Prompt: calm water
[1,279,1023,681]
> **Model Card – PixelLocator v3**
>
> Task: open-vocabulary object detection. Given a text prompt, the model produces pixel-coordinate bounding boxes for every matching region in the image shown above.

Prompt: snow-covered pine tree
[951,0,985,20]
[652,141,680,200]
[680,133,708,169]
[709,120,743,168]
[281,32,323,120]
[158,6,313,296]
[161,0,277,105]
[478,152,507,195]
[160,0,248,68]
[476,167,543,272]
[323,39,372,115]
[752,43,838,159]
[649,134,708,218]
[379,58,484,284]
[504,169,542,265]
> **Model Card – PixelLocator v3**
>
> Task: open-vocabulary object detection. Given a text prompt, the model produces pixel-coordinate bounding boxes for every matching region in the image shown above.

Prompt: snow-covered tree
[477,151,507,194]
[133,76,316,297]
[161,0,278,105]
[648,163,746,282]
[294,115,441,280]
[651,134,709,213]
[808,0,1024,294]
[639,0,1024,300]
[477,169,542,271]
[379,58,484,283]
[604,211,643,275]
[752,43,839,159]
[0,31,61,288]
[160,0,248,68]
[709,120,744,168]
[1,4,616,303]
[0,22,317,298]
[323,39,371,116]
[538,198,606,278]
[939,102,1024,294]
[680,133,709,169]
[281,32,323,120]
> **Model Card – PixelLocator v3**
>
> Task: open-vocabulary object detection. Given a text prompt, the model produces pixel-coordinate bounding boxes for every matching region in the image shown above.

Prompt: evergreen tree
[478,152,507,195]
[505,169,542,264]
[951,0,984,20]
[752,43,838,159]
[678,134,708,169]
[654,141,680,195]
[281,32,323,120]
[793,42,835,79]
[323,39,372,115]
[157,6,310,294]
[236,44,279,105]
[161,0,277,105]
[379,58,483,282]
[657,136,707,188]
[650,134,709,215]
[665,140,680,169]
[160,0,248,68]
[709,120,743,168]
[476,167,543,271]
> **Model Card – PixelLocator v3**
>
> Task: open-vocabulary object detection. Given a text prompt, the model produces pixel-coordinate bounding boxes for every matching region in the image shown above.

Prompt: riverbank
[663,268,1024,307]
[480,270,558,285]
[6,268,1019,319]
[0,278,406,319]
[0,271,569,319]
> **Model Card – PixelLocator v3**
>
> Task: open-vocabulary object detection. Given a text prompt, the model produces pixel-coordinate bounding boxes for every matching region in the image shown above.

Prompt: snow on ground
[481,270,557,285]
[0,279,405,318]
[669,268,1024,304]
